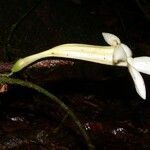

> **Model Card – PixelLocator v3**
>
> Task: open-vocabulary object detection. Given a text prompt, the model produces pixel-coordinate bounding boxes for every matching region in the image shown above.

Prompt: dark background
[0,0,150,149]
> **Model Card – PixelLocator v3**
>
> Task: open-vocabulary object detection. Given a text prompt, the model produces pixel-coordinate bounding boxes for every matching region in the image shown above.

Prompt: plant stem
[0,75,95,150]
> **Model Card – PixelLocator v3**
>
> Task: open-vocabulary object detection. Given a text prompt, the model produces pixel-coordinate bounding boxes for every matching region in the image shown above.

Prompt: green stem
[0,75,95,150]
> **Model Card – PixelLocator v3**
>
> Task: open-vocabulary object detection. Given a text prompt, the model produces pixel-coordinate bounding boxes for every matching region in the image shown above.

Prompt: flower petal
[121,43,132,57]
[102,33,121,46]
[113,45,127,64]
[128,64,146,99]
[132,57,150,75]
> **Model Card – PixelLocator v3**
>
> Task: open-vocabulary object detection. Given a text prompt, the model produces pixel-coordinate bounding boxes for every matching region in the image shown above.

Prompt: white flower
[102,33,150,99]
[11,31,150,100]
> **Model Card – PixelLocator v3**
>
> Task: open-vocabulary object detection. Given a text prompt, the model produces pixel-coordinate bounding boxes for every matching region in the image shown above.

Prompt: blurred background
[0,0,150,149]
